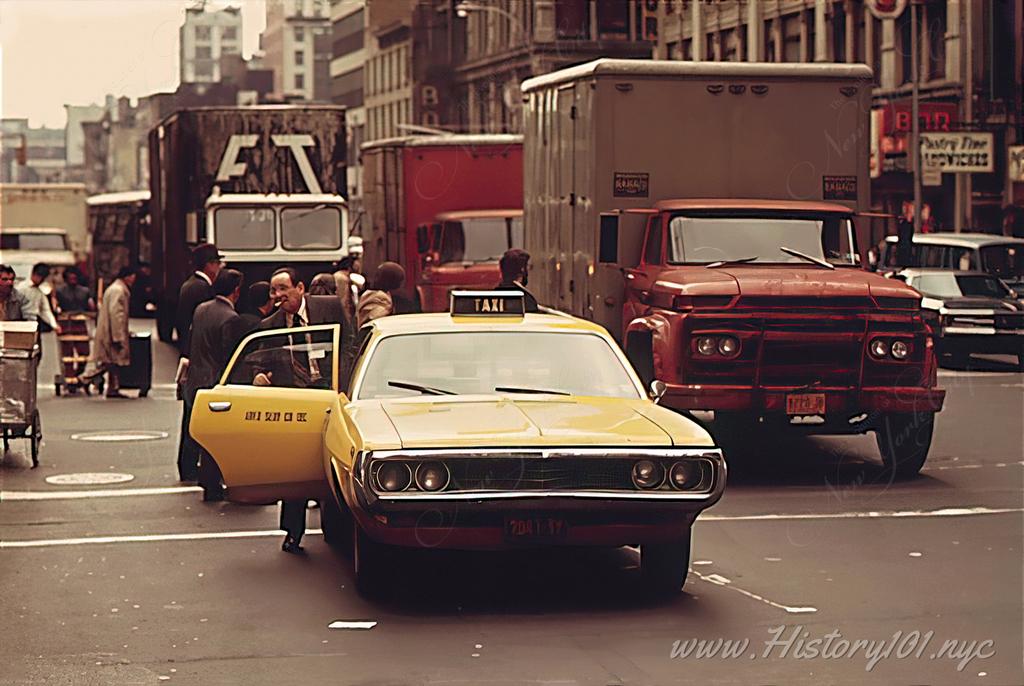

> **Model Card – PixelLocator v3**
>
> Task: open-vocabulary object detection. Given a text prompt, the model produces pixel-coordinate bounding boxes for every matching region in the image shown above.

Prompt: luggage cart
[54,312,94,396]
[0,346,42,467]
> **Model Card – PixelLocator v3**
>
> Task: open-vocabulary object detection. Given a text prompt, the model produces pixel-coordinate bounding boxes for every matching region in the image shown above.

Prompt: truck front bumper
[665,385,945,419]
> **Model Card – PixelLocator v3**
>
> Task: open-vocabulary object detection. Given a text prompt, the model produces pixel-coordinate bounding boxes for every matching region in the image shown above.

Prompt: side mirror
[649,379,667,404]
[416,225,430,254]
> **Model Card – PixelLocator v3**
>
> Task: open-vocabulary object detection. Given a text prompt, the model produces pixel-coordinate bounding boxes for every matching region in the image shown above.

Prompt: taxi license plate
[786,393,826,415]
[504,517,568,542]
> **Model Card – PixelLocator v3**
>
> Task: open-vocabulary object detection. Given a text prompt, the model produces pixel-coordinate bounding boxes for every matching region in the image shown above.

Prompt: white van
[0,227,77,286]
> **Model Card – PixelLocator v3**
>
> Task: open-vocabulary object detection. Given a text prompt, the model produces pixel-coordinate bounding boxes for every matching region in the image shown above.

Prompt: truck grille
[759,337,862,387]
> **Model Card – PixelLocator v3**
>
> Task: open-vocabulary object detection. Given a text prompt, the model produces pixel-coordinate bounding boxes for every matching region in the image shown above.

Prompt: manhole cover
[70,431,168,442]
[46,473,135,485]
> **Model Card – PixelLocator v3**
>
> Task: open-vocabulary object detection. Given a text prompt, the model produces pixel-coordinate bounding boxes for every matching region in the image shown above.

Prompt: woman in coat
[92,266,136,398]
[356,262,406,327]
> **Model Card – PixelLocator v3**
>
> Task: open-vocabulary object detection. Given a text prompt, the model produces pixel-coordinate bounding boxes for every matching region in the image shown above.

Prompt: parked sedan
[190,291,726,598]
[896,269,1024,369]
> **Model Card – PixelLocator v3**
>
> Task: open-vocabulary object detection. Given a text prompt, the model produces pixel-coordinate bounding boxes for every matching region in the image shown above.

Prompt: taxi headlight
[717,336,739,357]
[631,459,665,490]
[869,338,889,359]
[696,337,717,356]
[670,461,702,490]
[415,462,450,492]
[890,340,910,360]
[374,462,412,492]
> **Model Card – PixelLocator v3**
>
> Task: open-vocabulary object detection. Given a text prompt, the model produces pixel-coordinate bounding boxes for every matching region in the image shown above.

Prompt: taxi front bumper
[341,448,726,550]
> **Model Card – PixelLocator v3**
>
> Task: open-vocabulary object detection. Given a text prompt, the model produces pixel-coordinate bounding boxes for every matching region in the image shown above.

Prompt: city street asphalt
[1,322,1021,685]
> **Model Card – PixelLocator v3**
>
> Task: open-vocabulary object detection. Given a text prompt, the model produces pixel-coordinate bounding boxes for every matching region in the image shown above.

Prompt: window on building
[195,61,214,78]
[832,2,847,62]
[195,25,211,41]
[295,49,304,66]
[422,85,438,106]
[295,73,305,91]
[898,8,914,84]
[705,32,716,61]
[804,9,816,62]
[764,19,777,61]
[782,14,801,62]
[596,0,629,38]
[926,3,946,81]
[871,17,882,84]
[295,26,305,42]
[195,45,212,59]
[682,38,693,60]
[423,111,440,127]
[222,26,237,41]
[555,1,584,40]
[722,28,741,62]
[854,5,866,63]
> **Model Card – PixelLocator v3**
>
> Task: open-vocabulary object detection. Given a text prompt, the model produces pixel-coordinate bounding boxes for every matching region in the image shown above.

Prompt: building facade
[656,0,1024,236]
[180,6,243,84]
[364,1,416,142]
[331,0,367,210]
[264,0,333,101]
[1,119,67,184]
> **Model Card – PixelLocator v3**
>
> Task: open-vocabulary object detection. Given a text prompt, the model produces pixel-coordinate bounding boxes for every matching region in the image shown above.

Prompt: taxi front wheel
[640,531,691,598]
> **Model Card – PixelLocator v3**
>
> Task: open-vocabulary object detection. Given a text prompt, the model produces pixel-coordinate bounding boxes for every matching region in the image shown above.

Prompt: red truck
[522,60,945,477]
[360,135,522,311]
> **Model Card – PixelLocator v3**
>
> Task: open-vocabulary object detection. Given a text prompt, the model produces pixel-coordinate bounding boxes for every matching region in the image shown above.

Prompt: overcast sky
[0,0,266,129]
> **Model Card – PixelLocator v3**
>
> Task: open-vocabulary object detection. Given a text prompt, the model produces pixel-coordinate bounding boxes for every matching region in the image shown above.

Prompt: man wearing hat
[175,243,223,482]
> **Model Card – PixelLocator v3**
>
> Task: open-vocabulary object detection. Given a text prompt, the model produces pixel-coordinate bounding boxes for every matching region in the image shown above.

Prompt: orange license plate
[786,393,826,415]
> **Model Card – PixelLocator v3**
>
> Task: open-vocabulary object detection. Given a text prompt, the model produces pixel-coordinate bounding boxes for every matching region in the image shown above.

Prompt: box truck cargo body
[522,60,944,477]
[148,106,347,340]
[361,135,522,311]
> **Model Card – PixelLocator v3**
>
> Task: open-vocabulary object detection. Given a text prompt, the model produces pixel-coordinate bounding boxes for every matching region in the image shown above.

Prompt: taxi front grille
[449,458,634,491]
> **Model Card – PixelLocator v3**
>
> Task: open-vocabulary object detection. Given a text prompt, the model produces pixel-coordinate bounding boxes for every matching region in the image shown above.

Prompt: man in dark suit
[494,248,540,312]
[186,269,244,501]
[259,266,345,553]
[237,281,274,336]
[176,243,222,482]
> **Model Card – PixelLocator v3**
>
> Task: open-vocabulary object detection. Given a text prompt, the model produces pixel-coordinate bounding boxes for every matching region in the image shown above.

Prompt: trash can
[119,331,152,397]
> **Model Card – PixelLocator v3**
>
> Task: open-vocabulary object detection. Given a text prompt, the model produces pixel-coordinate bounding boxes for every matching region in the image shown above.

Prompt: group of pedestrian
[172,242,539,554]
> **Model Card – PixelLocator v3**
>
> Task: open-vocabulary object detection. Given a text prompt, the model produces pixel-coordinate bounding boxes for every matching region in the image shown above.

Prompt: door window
[642,217,662,265]
[224,326,337,391]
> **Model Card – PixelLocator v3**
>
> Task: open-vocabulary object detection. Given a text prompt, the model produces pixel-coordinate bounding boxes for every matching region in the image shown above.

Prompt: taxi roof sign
[450,291,526,317]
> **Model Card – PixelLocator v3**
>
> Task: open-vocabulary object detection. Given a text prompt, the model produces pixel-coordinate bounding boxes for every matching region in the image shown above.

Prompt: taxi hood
[370,396,711,449]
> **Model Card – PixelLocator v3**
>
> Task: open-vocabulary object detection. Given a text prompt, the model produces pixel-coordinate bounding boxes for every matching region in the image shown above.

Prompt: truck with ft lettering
[148,105,348,341]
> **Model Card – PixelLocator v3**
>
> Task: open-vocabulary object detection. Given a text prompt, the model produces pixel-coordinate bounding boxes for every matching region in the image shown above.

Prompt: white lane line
[702,506,1022,522]
[691,570,817,614]
[927,460,1024,471]
[328,621,377,630]
[2,486,202,501]
[0,528,324,549]
[937,370,1018,377]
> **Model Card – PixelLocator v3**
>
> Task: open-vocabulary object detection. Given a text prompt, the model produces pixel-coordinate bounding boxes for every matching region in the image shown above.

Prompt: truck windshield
[666,215,857,266]
[979,244,1024,280]
[281,206,342,250]
[356,331,638,400]
[438,216,524,265]
[214,208,275,250]
[0,233,69,251]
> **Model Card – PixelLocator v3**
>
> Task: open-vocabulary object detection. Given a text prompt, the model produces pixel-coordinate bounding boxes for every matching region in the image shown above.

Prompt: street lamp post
[911,0,922,235]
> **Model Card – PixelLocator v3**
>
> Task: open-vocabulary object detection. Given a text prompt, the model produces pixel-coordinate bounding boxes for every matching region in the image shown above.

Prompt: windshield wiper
[495,386,571,396]
[706,256,758,269]
[388,380,456,396]
[779,246,835,270]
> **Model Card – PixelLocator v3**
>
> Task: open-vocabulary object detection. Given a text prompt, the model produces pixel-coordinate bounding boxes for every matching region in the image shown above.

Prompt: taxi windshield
[356,331,639,400]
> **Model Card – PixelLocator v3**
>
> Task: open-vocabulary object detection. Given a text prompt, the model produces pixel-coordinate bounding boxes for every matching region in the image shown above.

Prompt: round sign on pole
[866,0,908,20]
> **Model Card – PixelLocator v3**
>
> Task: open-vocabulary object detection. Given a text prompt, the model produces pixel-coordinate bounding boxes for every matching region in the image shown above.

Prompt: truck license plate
[504,517,568,542]
[786,393,826,415]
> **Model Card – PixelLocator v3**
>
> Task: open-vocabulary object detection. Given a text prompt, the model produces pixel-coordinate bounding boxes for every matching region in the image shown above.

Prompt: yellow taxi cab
[190,291,726,597]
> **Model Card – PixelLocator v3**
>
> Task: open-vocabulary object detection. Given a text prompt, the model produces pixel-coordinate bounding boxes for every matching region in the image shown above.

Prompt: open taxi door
[190,324,340,504]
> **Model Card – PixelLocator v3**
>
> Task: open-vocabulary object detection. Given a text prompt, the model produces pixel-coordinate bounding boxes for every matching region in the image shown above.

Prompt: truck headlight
[869,338,889,359]
[890,340,910,360]
[696,337,717,356]
[717,336,739,357]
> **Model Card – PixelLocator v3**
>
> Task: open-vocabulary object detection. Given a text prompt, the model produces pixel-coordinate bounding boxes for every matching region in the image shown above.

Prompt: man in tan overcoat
[92,266,137,399]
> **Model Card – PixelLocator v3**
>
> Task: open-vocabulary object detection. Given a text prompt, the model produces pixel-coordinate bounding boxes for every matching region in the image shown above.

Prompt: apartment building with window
[364,1,416,141]
[656,0,1023,235]
[179,6,243,84]
[331,0,367,210]
[264,0,332,101]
